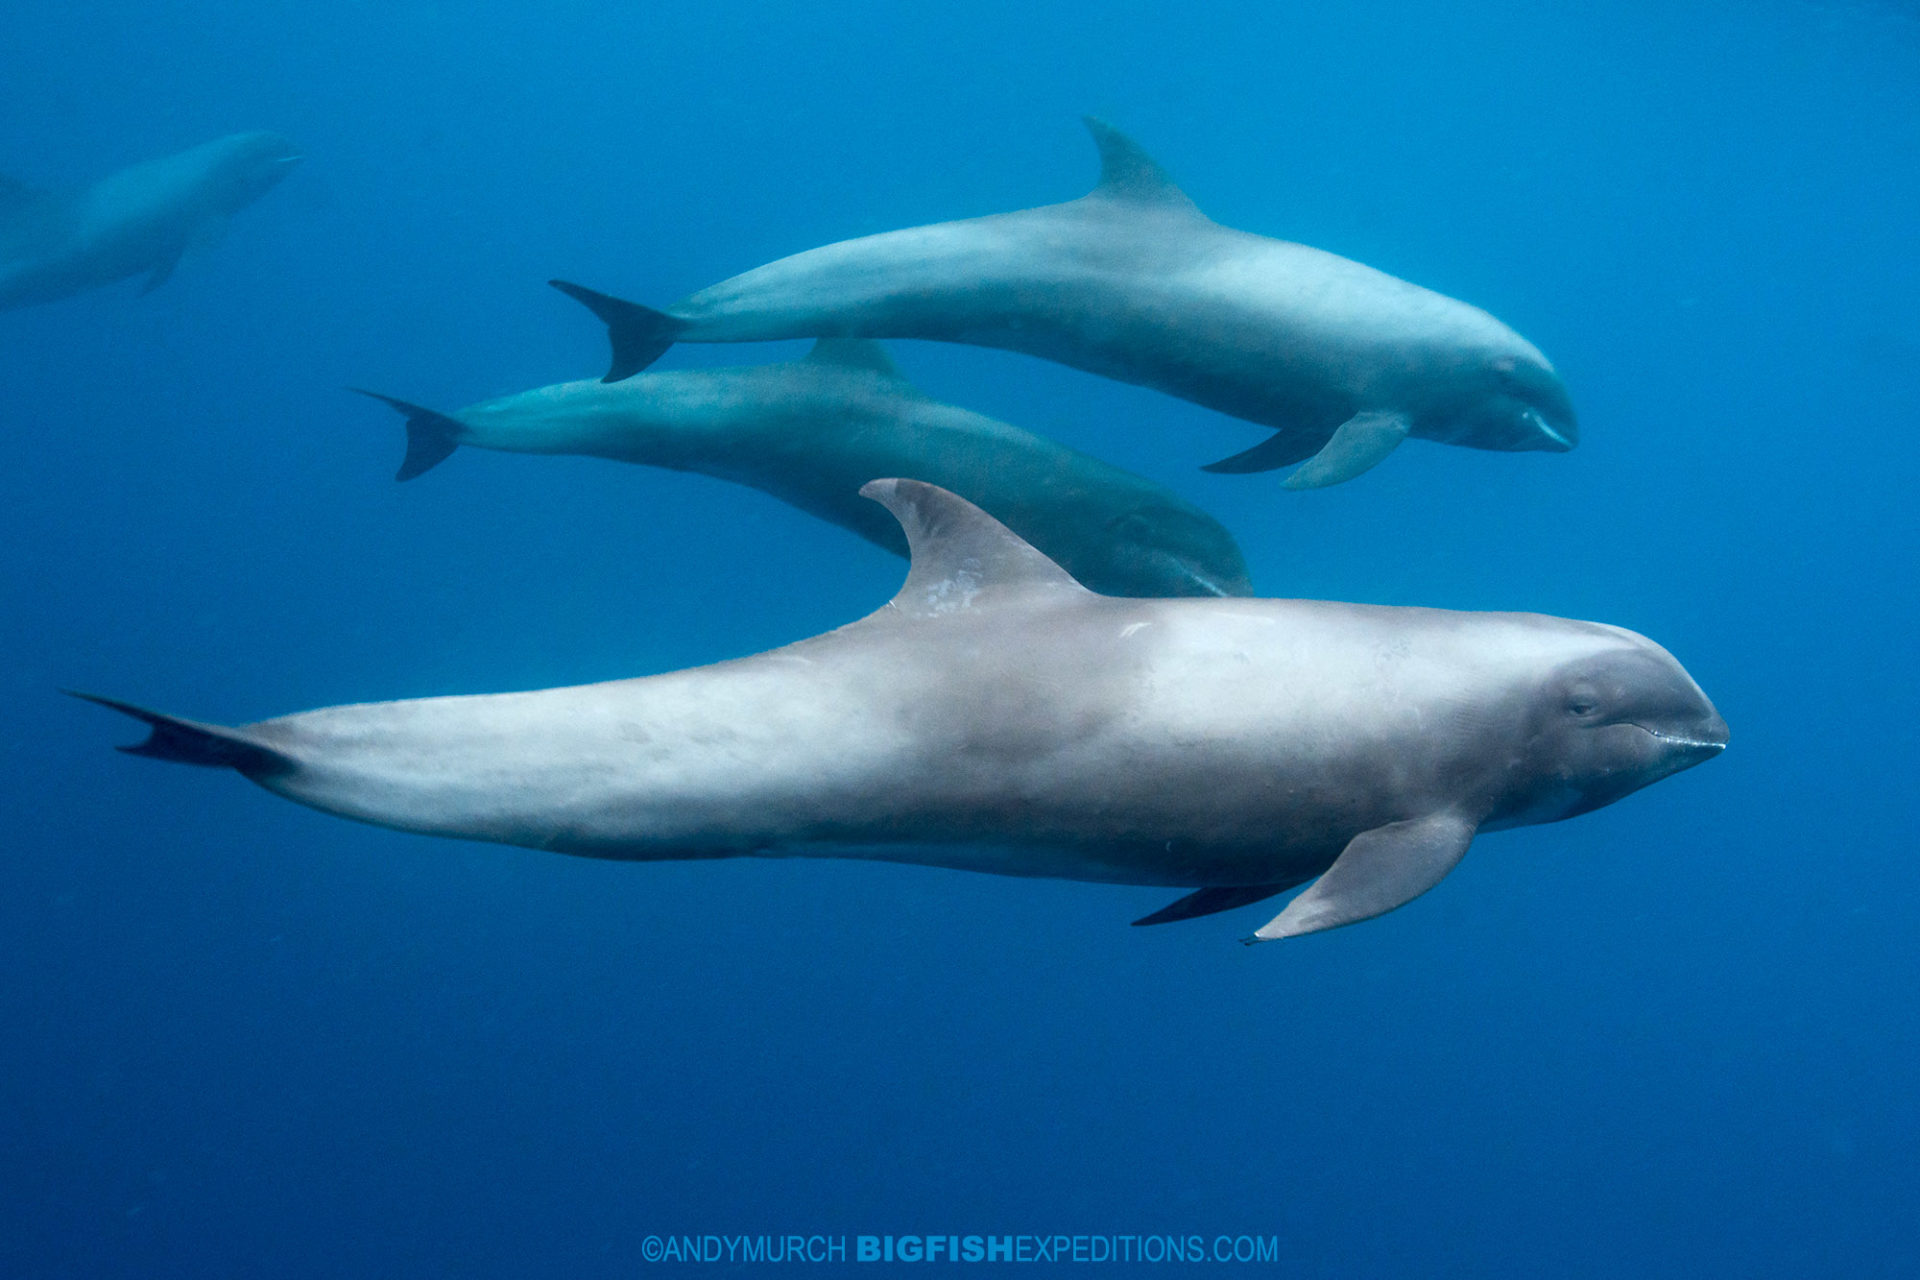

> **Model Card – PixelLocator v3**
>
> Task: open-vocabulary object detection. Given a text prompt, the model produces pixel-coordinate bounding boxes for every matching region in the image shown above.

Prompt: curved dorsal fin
[859,479,1088,618]
[1081,117,1201,214]
[804,337,902,378]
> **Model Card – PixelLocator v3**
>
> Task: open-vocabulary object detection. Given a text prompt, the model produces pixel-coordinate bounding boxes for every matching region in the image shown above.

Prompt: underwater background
[3,0,1916,1274]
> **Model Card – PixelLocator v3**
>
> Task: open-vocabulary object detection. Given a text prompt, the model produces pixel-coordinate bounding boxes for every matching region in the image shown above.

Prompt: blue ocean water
[2,0,1915,1274]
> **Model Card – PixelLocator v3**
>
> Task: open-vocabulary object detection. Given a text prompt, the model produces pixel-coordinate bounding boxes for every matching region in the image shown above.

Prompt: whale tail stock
[65,692,291,776]
[549,280,686,382]
[349,388,465,481]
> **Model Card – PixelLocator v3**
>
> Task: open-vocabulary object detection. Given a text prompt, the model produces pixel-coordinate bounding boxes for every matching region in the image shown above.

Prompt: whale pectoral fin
[549,280,686,382]
[140,245,186,295]
[139,216,228,295]
[349,388,466,481]
[1131,879,1309,927]
[1281,410,1411,489]
[1201,427,1336,474]
[1245,810,1476,943]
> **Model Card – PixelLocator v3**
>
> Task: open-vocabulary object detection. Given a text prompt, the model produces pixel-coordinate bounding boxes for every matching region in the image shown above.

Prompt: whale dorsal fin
[860,478,1089,617]
[804,338,902,378]
[1082,117,1201,215]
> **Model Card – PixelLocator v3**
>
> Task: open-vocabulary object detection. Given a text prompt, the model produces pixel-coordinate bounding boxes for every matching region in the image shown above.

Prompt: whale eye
[1563,683,1603,719]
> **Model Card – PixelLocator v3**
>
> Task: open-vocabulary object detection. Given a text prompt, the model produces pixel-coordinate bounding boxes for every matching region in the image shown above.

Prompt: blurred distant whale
[0,132,301,310]
[552,119,1576,489]
[75,480,1726,943]
[355,338,1251,599]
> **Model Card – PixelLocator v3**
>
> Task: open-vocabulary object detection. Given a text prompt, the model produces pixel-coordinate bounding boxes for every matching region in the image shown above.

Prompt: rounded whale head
[1097,502,1254,597]
[201,132,304,210]
[1449,348,1580,454]
[1497,629,1727,826]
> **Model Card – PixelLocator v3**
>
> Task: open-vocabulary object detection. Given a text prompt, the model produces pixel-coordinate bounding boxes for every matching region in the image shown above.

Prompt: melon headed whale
[552,120,1577,489]
[0,132,301,310]
[355,337,1251,598]
[74,481,1724,942]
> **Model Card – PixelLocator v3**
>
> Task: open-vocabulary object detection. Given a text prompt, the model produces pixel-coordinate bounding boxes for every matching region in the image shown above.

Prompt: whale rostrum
[75,481,1725,942]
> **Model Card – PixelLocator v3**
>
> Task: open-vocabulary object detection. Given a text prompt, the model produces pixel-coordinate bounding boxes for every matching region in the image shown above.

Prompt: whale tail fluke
[549,280,685,382]
[65,691,292,775]
[349,388,464,481]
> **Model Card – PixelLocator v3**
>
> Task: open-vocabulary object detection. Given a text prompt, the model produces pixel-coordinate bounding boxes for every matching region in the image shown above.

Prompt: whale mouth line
[1525,409,1575,451]
[1154,554,1232,598]
[1632,724,1727,752]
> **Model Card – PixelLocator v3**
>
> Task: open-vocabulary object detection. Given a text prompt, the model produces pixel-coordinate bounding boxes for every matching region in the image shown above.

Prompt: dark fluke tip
[64,690,288,774]
[349,387,464,481]
[549,280,685,381]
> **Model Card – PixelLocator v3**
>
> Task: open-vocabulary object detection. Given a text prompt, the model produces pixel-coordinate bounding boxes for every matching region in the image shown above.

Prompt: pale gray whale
[356,338,1251,598]
[75,481,1724,942]
[552,119,1577,488]
[0,132,301,310]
